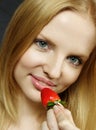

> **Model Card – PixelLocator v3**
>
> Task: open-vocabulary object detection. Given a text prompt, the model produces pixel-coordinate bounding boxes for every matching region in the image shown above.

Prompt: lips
[30,74,56,91]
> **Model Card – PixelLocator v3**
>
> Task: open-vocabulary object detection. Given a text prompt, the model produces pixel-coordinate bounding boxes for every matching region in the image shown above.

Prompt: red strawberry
[41,88,66,109]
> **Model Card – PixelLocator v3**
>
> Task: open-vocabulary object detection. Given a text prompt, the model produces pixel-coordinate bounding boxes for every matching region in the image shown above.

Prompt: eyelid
[37,34,55,47]
[34,37,55,50]
[35,38,48,44]
[73,56,83,64]
[34,38,48,48]
[67,56,83,66]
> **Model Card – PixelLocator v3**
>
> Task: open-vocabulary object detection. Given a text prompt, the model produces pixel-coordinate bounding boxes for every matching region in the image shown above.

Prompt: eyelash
[34,39,49,50]
[34,38,83,66]
[67,56,83,66]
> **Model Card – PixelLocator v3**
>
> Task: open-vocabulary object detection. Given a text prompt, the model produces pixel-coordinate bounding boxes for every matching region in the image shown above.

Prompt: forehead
[40,11,96,54]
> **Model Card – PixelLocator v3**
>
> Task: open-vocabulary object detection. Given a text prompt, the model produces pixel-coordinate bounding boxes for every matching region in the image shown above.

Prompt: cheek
[68,72,80,84]
[18,48,45,68]
[57,70,81,93]
[63,68,82,88]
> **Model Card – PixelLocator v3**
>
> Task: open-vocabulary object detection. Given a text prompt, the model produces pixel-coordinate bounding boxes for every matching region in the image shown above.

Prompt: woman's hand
[41,104,80,130]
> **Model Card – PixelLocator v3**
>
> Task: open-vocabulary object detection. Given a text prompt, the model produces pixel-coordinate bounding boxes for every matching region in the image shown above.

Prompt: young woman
[0,0,96,130]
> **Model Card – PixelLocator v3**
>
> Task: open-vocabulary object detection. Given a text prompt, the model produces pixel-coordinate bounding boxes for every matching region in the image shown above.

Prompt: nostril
[43,58,63,79]
[44,69,62,80]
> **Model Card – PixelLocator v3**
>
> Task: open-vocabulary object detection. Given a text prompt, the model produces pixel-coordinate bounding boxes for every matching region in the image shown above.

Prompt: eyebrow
[37,33,56,46]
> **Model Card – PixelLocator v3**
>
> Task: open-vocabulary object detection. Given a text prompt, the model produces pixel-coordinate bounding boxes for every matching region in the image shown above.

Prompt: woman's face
[14,11,95,102]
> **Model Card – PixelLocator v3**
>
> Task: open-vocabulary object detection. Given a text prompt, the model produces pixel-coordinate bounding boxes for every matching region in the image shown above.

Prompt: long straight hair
[0,0,96,130]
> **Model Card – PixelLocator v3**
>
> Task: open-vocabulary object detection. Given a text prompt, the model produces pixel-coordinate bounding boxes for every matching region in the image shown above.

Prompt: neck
[15,93,46,129]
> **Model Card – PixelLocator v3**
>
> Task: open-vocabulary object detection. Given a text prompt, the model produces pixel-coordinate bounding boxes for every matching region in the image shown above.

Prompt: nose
[43,55,64,79]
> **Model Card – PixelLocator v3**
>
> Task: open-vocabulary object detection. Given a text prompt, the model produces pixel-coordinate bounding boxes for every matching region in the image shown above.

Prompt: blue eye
[34,39,48,50]
[68,56,82,66]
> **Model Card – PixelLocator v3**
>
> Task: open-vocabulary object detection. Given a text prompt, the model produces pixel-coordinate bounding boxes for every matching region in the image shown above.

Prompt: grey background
[0,0,23,43]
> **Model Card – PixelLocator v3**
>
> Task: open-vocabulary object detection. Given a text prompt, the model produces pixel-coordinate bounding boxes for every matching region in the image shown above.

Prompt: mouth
[29,74,56,91]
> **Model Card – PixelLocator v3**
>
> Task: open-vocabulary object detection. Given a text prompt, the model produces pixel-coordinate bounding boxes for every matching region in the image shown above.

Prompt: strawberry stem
[47,102,55,110]
[47,100,67,110]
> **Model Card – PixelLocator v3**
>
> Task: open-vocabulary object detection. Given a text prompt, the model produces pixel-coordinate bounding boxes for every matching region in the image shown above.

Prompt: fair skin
[12,11,95,130]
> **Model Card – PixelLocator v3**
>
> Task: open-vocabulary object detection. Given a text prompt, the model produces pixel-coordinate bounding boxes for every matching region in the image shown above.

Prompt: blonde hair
[0,0,96,130]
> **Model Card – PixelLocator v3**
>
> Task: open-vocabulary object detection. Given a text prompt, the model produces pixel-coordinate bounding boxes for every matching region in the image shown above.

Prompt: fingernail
[53,105,59,112]
[57,102,64,108]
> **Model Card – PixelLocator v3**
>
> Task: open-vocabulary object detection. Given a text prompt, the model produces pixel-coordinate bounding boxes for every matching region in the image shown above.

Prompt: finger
[53,103,75,125]
[47,109,59,130]
[41,121,49,130]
